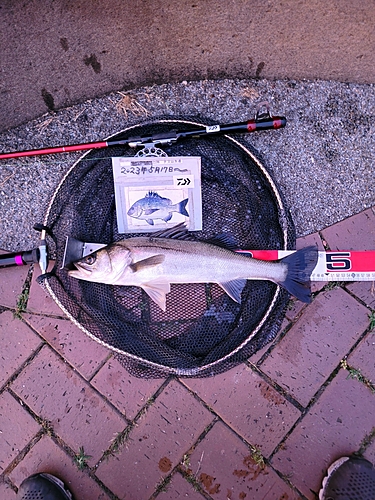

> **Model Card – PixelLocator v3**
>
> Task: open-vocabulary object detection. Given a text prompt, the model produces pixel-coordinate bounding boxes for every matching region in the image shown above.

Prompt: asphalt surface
[0,1,374,252]
[0,78,374,253]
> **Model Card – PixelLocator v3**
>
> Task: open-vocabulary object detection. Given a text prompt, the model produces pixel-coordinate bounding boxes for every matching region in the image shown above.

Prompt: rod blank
[0,117,286,161]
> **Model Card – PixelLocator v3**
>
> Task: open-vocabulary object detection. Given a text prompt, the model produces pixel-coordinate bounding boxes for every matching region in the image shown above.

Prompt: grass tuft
[74,446,92,470]
[14,287,30,319]
[341,359,375,393]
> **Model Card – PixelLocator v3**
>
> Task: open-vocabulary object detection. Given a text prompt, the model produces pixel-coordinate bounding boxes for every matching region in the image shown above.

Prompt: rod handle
[0,249,39,268]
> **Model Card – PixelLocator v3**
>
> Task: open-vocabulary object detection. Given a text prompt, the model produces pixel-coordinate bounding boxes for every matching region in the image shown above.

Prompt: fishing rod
[0,103,286,270]
[0,104,286,160]
[0,226,48,273]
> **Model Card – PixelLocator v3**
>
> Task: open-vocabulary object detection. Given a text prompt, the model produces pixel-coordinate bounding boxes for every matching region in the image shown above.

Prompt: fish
[68,224,318,311]
[127,191,189,225]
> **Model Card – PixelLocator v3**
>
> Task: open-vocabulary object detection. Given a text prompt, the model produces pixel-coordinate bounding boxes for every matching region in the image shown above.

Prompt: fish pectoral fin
[130,255,165,273]
[142,279,171,311]
[143,208,159,215]
[219,279,247,303]
[146,219,155,225]
[163,213,173,222]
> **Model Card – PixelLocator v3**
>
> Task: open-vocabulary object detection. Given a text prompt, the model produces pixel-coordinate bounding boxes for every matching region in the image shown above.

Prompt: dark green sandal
[320,456,375,500]
[17,473,73,500]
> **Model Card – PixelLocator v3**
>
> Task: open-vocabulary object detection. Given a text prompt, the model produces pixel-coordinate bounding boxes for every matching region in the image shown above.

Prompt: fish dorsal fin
[142,279,171,311]
[206,233,239,250]
[130,254,165,272]
[146,191,166,201]
[219,279,247,303]
[152,223,195,240]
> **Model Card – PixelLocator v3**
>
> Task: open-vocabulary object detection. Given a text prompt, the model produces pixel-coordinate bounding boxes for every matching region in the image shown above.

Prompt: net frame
[38,117,295,378]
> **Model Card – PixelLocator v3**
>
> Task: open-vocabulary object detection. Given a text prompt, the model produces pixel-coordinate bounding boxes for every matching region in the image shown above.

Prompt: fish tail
[278,246,318,303]
[178,198,189,217]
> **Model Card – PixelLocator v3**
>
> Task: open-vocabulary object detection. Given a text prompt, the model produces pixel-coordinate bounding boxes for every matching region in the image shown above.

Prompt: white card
[112,156,202,233]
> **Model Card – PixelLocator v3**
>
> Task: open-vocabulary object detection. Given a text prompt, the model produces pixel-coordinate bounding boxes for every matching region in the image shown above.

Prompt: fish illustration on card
[127,191,189,225]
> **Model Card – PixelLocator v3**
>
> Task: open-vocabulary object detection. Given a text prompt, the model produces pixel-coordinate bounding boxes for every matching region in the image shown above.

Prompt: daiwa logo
[173,174,195,188]
[206,125,220,133]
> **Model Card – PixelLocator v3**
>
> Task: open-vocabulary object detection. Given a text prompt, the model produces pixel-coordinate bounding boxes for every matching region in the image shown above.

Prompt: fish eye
[84,254,96,265]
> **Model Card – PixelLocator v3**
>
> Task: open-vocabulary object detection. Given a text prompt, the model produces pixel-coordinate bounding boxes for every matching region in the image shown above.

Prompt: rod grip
[0,249,39,268]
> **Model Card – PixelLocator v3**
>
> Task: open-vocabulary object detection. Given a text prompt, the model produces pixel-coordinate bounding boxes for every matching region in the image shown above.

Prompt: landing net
[39,118,295,377]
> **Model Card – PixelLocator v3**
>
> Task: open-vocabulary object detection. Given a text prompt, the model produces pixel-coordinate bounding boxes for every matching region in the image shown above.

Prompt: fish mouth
[68,262,92,278]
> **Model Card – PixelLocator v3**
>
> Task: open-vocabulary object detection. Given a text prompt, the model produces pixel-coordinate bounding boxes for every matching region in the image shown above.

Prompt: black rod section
[0,116,286,160]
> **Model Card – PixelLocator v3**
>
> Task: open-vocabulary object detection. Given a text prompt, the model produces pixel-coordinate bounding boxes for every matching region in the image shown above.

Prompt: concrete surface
[1,0,375,132]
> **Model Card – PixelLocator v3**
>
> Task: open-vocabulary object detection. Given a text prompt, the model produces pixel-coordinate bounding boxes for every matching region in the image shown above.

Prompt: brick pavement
[0,207,374,499]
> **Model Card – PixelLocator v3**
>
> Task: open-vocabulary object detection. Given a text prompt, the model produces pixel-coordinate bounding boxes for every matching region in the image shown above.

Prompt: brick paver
[154,472,206,499]
[271,369,375,499]
[346,281,375,308]
[284,299,307,322]
[0,481,17,499]
[321,207,375,250]
[96,379,214,499]
[347,331,375,383]
[182,364,301,457]
[0,391,41,473]
[0,311,42,389]
[248,316,290,365]
[0,260,29,309]
[26,265,63,316]
[23,314,110,380]
[1,207,375,499]
[153,472,205,500]
[260,287,370,407]
[186,421,301,499]
[91,356,165,419]
[11,346,127,466]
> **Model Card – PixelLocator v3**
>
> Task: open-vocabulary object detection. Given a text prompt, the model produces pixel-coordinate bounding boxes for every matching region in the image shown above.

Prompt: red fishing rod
[0,104,286,271]
[0,104,286,160]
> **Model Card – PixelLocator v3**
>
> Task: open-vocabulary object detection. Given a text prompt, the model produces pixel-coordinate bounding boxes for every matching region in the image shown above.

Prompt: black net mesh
[39,118,295,378]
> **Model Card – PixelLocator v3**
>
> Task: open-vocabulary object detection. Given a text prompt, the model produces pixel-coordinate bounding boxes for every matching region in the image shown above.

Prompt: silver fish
[127,191,189,225]
[68,225,318,311]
